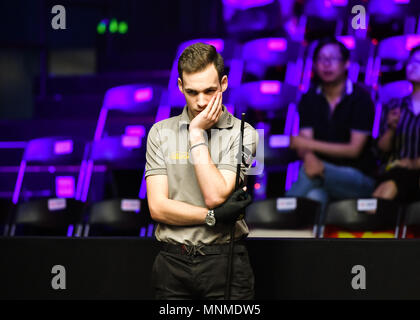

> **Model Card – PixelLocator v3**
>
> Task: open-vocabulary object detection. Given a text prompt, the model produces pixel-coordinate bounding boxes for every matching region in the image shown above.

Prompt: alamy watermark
[51,264,66,290]
[351,5,366,30]
[51,5,66,30]
[351,264,366,290]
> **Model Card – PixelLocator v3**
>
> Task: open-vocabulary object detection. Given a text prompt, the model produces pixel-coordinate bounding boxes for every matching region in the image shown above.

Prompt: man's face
[178,64,228,119]
[314,44,349,83]
[406,51,420,83]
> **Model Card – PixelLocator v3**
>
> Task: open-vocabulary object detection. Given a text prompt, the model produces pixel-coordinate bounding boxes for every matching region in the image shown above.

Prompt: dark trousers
[151,243,255,300]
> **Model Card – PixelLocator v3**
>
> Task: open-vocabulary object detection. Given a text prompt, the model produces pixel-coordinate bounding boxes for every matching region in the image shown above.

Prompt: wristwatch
[205,209,216,227]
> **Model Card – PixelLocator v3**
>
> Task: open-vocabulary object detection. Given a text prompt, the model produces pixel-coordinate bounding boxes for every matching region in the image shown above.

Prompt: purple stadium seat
[12,137,86,204]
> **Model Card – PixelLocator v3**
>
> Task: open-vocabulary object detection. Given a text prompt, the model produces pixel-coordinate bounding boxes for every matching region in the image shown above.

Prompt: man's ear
[221,75,228,93]
[178,78,184,94]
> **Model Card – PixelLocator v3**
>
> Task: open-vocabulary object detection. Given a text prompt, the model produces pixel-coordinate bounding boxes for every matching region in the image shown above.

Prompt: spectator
[372,45,420,202]
[286,37,376,217]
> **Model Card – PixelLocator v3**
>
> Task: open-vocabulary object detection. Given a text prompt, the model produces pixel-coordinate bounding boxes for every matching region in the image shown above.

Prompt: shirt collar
[316,78,353,97]
[179,105,234,129]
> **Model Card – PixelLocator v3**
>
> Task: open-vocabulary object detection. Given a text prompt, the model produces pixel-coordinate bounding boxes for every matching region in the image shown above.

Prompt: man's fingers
[230,188,245,200]
[208,92,221,120]
[206,92,218,118]
[202,94,216,117]
[212,92,222,119]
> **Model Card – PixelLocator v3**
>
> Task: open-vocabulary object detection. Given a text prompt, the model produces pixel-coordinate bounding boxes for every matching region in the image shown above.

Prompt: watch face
[206,215,216,226]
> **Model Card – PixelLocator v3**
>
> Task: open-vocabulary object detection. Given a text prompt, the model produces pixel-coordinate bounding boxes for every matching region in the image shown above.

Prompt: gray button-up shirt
[145,105,258,245]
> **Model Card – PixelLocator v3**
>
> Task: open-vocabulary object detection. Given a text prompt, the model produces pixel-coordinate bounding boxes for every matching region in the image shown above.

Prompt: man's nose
[197,93,207,108]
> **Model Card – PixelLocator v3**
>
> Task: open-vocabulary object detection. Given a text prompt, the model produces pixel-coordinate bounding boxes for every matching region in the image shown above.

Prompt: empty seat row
[0,197,154,237]
[246,197,420,239]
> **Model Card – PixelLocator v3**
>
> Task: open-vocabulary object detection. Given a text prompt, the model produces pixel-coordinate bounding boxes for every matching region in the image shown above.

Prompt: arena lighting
[205,39,224,52]
[125,125,146,137]
[67,225,74,237]
[56,176,75,198]
[48,198,66,211]
[372,103,382,139]
[75,160,87,200]
[269,135,290,148]
[267,38,287,51]
[0,141,27,149]
[97,19,107,34]
[97,19,128,34]
[406,35,420,51]
[121,199,141,213]
[81,160,94,202]
[330,0,348,6]
[118,21,128,34]
[223,0,273,10]
[337,35,356,50]
[147,223,154,237]
[394,0,410,3]
[134,87,153,102]
[177,39,224,57]
[140,227,146,237]
[54,140,73,155]
[12,160,26,204]
[259,81,281,94]
[228,59,243,88]
[284,103,297,136]
[121,135,141,148]
[253,173,267,200]
[109,18,118,33]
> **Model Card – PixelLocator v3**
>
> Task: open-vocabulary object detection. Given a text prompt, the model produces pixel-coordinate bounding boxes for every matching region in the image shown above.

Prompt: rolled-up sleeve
[145,123,167,178]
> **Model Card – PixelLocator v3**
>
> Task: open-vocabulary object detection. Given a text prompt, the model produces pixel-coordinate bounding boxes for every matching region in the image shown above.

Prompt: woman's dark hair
[313,37,350,62]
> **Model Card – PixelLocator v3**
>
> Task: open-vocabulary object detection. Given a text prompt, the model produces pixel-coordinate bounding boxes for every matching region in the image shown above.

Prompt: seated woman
[286,37,377,216]
[372,46,420,203]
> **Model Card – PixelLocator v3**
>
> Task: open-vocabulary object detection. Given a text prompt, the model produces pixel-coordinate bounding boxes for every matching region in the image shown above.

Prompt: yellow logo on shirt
[170,151,189,160]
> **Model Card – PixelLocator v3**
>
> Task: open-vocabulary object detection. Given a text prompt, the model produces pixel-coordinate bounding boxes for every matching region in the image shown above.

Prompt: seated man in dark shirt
[372,45,420,203]
[286,38,376,216]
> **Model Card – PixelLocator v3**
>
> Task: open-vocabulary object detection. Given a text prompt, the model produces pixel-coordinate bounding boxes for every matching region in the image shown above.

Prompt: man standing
[145,43,258,299]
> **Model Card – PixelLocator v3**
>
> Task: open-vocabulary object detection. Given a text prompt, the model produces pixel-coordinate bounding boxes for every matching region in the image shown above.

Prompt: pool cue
[224,112,245,300]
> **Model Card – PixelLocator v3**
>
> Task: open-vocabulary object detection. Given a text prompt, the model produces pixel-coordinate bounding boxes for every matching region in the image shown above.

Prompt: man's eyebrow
[184,86,218,92]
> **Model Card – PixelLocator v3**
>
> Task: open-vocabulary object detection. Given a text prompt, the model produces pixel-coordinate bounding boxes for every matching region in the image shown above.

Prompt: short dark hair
[313,37,350,62]
[178,42,225,82]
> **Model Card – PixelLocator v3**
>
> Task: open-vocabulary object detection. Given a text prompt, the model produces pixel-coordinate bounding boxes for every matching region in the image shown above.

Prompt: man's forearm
[189,128,231,208]
[308,139,361,158]
[150,197,207,226]
[296,148,312,159]
[410,157,420,169]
